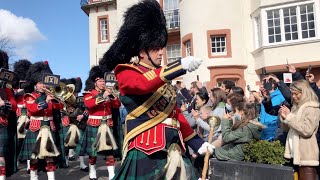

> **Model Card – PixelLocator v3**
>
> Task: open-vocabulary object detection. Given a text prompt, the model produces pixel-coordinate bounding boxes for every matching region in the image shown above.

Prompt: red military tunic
[0,88,17,126]
[115,62,202,155]
[83,89,121,127]
[24,92,64,132]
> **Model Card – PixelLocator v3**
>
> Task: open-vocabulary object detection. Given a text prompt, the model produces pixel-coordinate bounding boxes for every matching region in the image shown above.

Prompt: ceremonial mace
[201,116,221,180]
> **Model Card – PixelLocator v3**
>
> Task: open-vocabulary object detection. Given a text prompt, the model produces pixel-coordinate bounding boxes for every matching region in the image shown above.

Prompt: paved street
[7,157,120,180]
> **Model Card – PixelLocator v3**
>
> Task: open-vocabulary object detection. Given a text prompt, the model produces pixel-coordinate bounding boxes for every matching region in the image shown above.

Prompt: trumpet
[104,86,119,98]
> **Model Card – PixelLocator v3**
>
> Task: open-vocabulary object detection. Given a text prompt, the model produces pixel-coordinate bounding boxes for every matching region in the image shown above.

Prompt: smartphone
[224,106,231,114]
[196,75,199,81]
[247,85,251,92]
[307,65,312,74]
[281,101,291,109]
[262,67,267,76]
[263,79,273,91]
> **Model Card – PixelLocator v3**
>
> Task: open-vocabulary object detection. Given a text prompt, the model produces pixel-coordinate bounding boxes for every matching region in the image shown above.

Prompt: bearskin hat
[99,0,167,72]
[0,50,9,69]
[14,59,32,81]
[84,66,104,91]
[60,77,82,93]
[13,59,32,88]
[24,61,53,92]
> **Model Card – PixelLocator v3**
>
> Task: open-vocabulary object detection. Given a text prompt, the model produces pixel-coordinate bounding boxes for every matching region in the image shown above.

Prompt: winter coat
[260,88,285,140]
[214,118,263,161]
[281,101,320,166]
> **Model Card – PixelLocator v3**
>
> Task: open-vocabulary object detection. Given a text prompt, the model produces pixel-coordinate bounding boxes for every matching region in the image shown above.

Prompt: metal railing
[80,0,113,7]
[164,9,180,29]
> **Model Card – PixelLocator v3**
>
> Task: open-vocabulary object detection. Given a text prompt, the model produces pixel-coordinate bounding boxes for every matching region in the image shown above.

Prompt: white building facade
[81,0,320,90]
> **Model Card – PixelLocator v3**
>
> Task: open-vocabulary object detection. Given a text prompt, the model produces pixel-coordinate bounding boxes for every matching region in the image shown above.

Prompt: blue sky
[0,0,90,90]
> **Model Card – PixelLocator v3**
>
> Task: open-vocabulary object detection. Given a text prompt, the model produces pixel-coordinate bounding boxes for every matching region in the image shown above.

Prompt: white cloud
[0,9,46,58]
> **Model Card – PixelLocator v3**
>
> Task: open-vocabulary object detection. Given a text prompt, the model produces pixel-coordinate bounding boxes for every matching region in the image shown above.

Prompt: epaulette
[114,63,143,75]
[23,93,36,100]
[82,90,92,95]
[24,93,36,104]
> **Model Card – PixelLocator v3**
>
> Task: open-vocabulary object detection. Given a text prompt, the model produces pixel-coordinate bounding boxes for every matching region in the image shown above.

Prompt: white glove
[181,56,202,72]
[197,142,215,155]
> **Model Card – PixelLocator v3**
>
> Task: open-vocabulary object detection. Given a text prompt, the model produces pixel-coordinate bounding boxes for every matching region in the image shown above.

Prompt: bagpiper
[78,66,121,180]
[60,77,88,171]
[99,1,215,179]
[0,50,18,180]
[13,59,32,172]
[18,61,64,180]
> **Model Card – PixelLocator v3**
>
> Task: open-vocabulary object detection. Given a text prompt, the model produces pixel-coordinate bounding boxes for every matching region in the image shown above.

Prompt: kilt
[18,130,39,161]
[77,125,113,157]
[0,126,8,156]
[55,123,67,166]
[19,123,57,161]
[113,128,197,180]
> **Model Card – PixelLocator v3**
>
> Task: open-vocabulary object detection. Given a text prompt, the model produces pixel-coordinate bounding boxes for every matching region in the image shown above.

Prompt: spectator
[188,81,202,112]
[279,80,320,180]
[227,93,246,123]
[182,90,210,129]
[248,90,262,118]
[175,81,192,108]
[259,75,286,141]
[230,86,245,96]
[209,88,227,119]
[213,103,264,161]
[220,80,235,95]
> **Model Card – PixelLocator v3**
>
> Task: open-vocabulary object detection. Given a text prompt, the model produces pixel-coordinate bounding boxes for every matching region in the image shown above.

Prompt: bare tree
[0,34,15,57]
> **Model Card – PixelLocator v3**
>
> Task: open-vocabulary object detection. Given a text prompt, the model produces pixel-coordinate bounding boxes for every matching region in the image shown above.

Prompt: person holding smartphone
[259,74,287,141]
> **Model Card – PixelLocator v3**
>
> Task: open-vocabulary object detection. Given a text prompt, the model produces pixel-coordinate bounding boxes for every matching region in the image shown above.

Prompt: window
[267,9,282,43]
[185,41,191,56]
[211,35,227,55]
[163,0,180,29]
[100,19,108,41]
[254,16,262,48]
[182,33,193,57]
[166,44,181,64]
[255,2,317,47]
[283,7,298,41]
[98,15,109,43]
[300,4,315,39]
[207,29,232,58]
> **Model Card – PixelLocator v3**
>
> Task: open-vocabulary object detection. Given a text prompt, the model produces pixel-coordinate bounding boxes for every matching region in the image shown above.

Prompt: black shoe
[80,167,89,172]
[27,169,30,174]
[89,178,97,180]
[68,156,76,161]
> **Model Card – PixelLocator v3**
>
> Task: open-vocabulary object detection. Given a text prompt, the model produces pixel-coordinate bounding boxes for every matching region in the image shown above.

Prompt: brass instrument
[41,82,77,110]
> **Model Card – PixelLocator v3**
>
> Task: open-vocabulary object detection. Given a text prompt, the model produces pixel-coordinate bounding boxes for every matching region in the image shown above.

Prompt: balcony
[80,0,115,15]
[164,9,180,30]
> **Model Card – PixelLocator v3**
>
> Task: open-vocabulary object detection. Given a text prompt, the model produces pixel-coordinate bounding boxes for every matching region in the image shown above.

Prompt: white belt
[17,104,25,108]
[162,118,180,128]
[30,116,53,121]
[88,115,112,120]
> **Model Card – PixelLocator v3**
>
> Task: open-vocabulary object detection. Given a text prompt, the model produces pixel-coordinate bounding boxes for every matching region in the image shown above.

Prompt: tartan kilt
[113,128,197,180]
[55,123,67,166]
[0,126,8,156]
[18,130,39,161]
[76,125,114,157]
[19,128,57,161]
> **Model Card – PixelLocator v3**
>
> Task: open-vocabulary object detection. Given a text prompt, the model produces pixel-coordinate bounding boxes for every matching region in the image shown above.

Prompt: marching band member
[13,59,32,172]
[99,1,214,179]
[0,50,17,180]
[79,66,120,180]
[19,61,64,180]
[60,77,88,171]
